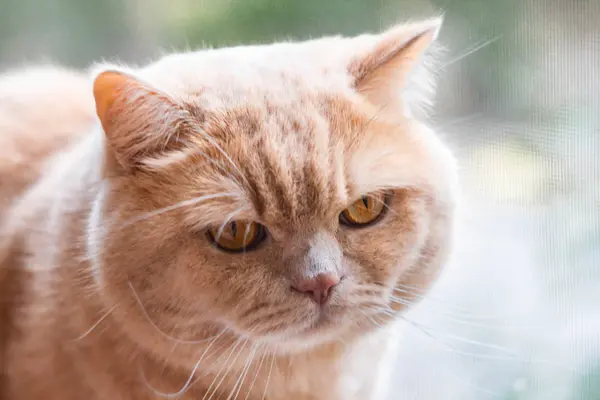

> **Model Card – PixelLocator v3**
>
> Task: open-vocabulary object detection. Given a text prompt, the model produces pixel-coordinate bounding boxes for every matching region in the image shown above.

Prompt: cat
[0,17,458,400]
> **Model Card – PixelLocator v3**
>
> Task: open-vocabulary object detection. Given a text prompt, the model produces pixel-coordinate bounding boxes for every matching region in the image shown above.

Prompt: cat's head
[87,17,457,354]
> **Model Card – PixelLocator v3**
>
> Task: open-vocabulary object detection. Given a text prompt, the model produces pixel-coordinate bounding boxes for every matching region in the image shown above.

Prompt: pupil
[231,221,237,237]
[362,197,369,208]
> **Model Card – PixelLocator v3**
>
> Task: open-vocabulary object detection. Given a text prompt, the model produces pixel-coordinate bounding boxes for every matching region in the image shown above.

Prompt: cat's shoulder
[0,66,96,218]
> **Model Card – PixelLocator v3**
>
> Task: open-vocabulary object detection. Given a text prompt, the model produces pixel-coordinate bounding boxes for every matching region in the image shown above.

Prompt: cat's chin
[255,328,344,355]
[245,305,372,353]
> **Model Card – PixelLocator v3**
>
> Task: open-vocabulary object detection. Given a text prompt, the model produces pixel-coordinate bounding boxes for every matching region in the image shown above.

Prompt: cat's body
[0,19,457,400]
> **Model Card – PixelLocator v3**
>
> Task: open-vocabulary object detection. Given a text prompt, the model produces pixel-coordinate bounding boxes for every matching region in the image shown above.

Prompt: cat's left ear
[348,17,443,119]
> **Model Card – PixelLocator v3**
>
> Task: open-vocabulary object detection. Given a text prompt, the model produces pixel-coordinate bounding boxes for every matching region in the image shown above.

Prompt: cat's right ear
[348,18,443,120]
[93,69,190,173]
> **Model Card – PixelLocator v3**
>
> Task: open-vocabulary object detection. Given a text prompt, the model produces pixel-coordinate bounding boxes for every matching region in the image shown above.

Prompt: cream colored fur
[0,18,457,400]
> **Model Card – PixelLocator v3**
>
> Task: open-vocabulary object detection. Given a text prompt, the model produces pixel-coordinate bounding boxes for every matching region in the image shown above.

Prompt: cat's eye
[339,192,388,227]
[207,221,266,252]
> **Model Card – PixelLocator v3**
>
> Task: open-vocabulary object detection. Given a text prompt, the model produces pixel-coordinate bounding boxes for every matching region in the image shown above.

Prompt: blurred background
[1,0,599,398]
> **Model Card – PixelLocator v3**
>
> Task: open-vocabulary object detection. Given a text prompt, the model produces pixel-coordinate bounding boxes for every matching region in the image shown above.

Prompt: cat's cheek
[338,231,418,287]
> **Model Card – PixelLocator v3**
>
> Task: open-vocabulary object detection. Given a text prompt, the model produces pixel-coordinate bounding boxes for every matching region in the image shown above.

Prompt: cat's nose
[292,273,341,305]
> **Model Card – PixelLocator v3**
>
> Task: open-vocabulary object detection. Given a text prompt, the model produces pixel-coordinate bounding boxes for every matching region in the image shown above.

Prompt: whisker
[392,286,514,321]
[243,347,268,400]
[392,293,530,327]
[261,351,276,400]
[139,328,226,398]
[242,222,253,259]
[160,341,179,378]
[120,192,239,228]
[436,36,502,71]
[435,112,483,129]
[399,317,502,398]
[228,343,260,400]
[401,315,520,356]
[376,305,579,374]
[215,208,244,243]
[202,339,249,400]
[191,124,252,189]
[368,316,385,328]
[371,196,400,218]
[356,309,386,329]
[401,316,579,374]
[193,147,245,189]
[129,281,217,344]
[389,298,543,330]
[366,308,552,359]
[72,303,118,341]
[393,282,429,293]
[360,283,512,323]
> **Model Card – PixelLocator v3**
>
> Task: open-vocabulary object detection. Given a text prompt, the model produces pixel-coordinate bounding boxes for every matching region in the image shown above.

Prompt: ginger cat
[0,18,457,400]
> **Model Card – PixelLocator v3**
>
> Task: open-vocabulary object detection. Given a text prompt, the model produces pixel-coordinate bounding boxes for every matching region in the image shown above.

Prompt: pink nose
[292,273,340,305]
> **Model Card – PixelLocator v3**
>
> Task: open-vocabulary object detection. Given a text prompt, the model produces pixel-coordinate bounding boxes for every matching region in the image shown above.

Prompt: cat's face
[88,18,457,353]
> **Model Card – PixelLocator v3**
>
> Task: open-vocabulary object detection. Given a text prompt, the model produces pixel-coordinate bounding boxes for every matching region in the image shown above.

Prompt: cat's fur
[0,18,458,400]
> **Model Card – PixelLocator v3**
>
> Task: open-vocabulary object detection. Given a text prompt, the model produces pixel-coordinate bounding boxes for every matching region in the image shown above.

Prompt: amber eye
[207,221,265,252]
[339,192,388,227]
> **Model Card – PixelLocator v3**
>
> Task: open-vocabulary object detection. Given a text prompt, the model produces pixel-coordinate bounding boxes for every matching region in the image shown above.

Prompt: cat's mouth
[231,283,391,349]
[261,304,350,344]
[234,298,397,354]
[310,303,346,327]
